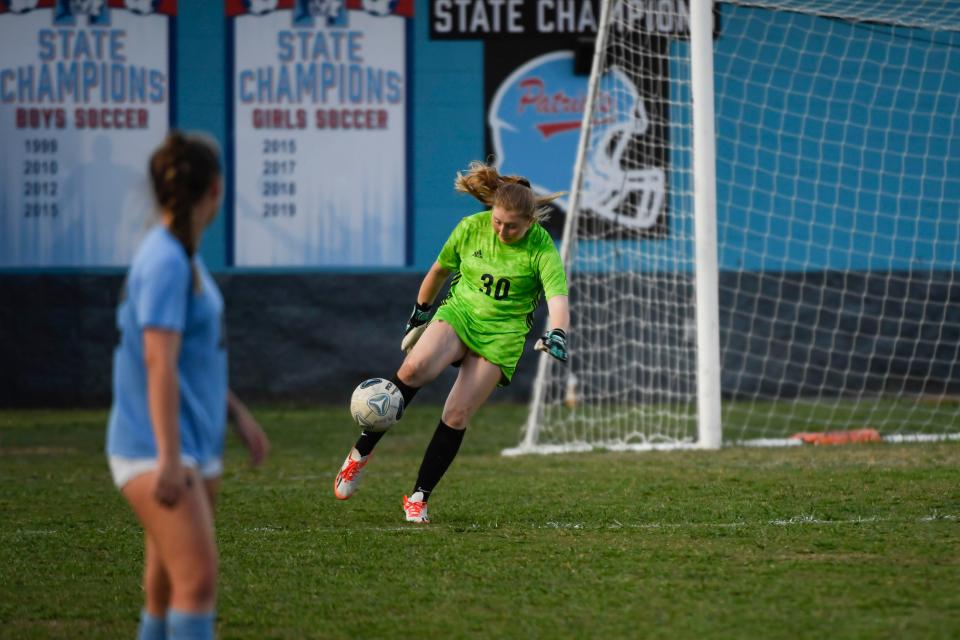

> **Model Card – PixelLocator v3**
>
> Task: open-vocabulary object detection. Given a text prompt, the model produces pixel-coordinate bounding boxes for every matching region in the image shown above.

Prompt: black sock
[354,430,384,457]
[391,375,420,408]
[354,376,421,457]
[412,420,465,501]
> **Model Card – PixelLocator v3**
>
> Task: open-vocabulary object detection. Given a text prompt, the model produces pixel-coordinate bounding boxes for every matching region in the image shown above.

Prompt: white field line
[10,512,958,537]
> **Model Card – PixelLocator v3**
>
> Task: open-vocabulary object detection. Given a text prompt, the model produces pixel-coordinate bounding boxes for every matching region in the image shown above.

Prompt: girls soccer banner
[0,0,174,268]
[228,0,412,267]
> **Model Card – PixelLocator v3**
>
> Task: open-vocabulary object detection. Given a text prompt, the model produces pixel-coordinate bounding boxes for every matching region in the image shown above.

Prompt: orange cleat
[402,493,430,523]
[334,448,371,500]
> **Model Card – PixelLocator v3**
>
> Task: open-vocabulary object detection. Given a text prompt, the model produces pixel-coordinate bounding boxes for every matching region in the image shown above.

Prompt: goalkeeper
[334,161,570,523]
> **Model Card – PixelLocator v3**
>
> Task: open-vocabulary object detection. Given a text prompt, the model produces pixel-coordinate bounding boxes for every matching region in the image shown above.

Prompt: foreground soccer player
[335,161,570,522]
[106,132,269,639]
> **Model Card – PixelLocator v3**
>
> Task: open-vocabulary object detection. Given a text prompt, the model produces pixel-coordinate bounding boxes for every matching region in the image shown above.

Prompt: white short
[108,455,223,489]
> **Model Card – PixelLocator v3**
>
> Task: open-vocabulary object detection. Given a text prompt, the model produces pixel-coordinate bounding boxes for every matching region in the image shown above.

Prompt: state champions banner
[0,0,174,268]
[228,0,412,267]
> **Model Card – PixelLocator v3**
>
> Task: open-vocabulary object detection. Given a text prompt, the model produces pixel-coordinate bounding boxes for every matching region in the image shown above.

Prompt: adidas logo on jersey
[473,249,483,258]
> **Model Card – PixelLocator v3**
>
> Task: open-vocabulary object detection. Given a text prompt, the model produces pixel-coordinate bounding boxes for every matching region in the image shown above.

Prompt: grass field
[1,405,959,639]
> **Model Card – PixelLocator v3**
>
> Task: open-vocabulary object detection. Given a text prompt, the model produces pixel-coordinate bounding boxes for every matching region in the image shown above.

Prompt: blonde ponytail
[454,160,563,222]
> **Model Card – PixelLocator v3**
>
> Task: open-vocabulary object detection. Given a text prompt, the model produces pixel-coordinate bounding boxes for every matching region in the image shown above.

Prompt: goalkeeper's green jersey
[433,211,568,383]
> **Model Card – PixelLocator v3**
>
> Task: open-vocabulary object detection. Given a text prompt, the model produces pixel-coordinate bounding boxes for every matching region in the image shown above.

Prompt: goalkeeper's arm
[401,261,451,353]
[535,294,570,362]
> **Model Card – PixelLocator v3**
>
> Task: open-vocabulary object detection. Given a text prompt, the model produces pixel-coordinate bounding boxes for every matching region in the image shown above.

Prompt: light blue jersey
[106,226,227,463]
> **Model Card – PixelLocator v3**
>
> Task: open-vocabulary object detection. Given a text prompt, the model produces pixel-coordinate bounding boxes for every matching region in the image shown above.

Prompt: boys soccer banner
[0,0,174,268]
[228,0,412,267]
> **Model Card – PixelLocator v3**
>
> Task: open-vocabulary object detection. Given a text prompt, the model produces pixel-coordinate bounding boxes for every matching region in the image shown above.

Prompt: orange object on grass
[791,428,882,445]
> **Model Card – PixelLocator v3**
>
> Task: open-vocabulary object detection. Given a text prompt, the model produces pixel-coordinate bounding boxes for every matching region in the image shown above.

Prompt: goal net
[507,0,960,454]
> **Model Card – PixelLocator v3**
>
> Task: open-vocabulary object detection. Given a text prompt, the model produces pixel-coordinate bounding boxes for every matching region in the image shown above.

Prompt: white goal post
[506,0,960,455]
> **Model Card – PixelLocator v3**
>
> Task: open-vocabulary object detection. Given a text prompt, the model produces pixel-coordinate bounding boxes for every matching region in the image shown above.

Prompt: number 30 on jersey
[479,274,510,300]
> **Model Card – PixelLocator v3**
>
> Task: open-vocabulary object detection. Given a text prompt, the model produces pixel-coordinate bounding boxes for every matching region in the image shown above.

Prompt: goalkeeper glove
[535,328,568,362]
[401,302,433,354]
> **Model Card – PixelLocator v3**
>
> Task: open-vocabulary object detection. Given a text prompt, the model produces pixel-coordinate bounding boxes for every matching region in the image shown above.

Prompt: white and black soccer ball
[350,378,404,432]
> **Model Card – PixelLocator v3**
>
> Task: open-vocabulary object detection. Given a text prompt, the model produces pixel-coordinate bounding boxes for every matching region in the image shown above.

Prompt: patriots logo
[124,0,154,15]
[308,0,343,18]
[489,51,667,230]
[362,0,396,16]
[54,0,109,24]
[69,0,104,15]
[246,0,278,15]
[8,0,39,13]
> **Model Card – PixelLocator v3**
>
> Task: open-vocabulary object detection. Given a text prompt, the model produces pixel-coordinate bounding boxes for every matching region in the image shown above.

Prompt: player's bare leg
[439,353,502,429]
[136,475,220,637]
[397,320,468,387]
[143,533,171,616]
[123,468,218,637]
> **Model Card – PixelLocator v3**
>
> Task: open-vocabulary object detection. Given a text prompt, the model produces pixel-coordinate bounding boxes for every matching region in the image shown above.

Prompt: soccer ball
[350,378,404,432]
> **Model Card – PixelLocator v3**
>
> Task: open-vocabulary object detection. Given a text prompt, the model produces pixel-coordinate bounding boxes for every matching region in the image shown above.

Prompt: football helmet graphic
[489,51,665,230]
[582,65,665,230]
